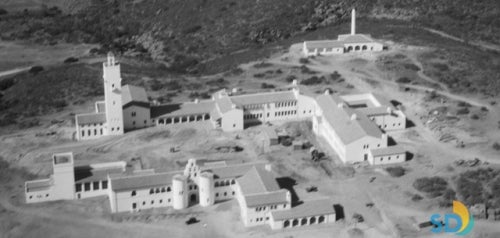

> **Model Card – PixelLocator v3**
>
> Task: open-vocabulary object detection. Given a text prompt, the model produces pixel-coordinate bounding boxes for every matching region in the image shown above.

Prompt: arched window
[131,190,136,196]
[161,187,166,193]
[155,188,160,193]
[284,220,290,228]
[231,179,235,185]
[225,180,230,186]
[167,186,171,192]
[214,181,219,187]
[318,215,325,223]
[149,188,154,194]
[362,45,367,50]
[301,218,307,226]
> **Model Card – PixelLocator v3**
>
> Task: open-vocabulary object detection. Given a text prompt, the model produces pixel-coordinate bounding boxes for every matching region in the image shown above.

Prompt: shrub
[300,76,324,85]
[149,79,163,91]
[433,63,449,71]
[396,77,411,84]
[0,78,15,91]
[330,71,342,81]
[29,66,44,74]
[413,176,448,198]
[411,194,423,202]
[300,65,316,74]
[64,57,79,63]
[403,63,420,71]
[0,8,7,15]
[386,166,406,177]
[261,83,275,89]
[493,142,500,151]
[299,58,309,64]
[470,114,479,120]
[456,107,470,115]
[438,189,456,207]
[253,73,265,78]
[285,75,296,83]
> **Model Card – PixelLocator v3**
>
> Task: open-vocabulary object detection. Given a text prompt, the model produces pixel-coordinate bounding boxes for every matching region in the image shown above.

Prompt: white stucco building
[25,155,336,230]
[302,9,384,56]
[312,91,406,165]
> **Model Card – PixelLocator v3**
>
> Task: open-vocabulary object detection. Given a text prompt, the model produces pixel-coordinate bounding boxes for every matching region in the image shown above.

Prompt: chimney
[337,102,345,108]
[351,113,357,121]
[292,79,297,86]
[386,107,392,114]
[265,164,272,172]
[351,9,356,35]
[194,98,199,104]
[324,89,330,95]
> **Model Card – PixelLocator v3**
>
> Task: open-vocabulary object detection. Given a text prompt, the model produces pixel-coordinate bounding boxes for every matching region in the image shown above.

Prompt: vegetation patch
[386,166,406,177]
[413,176,448,198]
[455,168,500,207]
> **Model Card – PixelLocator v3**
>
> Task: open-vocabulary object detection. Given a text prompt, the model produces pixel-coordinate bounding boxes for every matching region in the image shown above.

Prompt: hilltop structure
[302,9,384,56]
[25,154,337,230]
[74,54,406,164]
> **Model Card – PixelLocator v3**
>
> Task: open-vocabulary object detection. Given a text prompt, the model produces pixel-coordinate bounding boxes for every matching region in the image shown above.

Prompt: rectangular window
[84,182,91,191]
[75,183,82,192]
[131,112,136,117]
[93,181,100,190]
[102,180,108,189]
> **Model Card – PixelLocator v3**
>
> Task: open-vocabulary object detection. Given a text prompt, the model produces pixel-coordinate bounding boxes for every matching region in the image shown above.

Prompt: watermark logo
[430,200,474,236]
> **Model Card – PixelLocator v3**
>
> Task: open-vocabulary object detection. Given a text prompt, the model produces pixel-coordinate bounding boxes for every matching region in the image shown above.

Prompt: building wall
[345,136,387,164]
[271,213,336,230]
[52,159,75,200]
[123,106,151,130]
[111,186,174,213]
[296,94,316,118]
[76,122,107,141]
[315,118,347,162]
[75,179,109,199]
[244,203,290,227]
[369,111,406,131]
[214,179,237,201]
[369,152,406,165]
[25,180,53,203]
[221,108,243,131]
[344,42,383,52]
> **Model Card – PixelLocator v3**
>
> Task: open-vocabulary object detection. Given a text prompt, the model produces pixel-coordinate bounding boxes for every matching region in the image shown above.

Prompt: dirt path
[422,27,500,53]
[0,67,31,78]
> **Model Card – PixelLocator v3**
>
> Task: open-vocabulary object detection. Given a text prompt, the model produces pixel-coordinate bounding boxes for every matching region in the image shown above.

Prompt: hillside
[0,0,498,74]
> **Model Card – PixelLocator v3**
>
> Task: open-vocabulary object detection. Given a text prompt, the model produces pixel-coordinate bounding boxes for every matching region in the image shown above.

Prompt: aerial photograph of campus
[0,0,499,237]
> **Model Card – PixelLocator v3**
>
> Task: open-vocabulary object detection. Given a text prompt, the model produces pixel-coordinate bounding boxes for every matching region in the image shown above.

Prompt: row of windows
[80,123,104,128]
[132,198,171,209]
[363,144,381,149]
[244,104,263,110]
[276,101,297,108]
[275,110,297,117]
[215,191,235,197]
[159,114,210,124]
[28,193,49,199]
[132,120,148,126]
[244,113,263,120]
[255,204,285,212]
[253,217,269,222]
[379,155,401,162]
[214,179,235,187]
[189,184,198,190]
[75,180,108,192]
[81,128,104,137]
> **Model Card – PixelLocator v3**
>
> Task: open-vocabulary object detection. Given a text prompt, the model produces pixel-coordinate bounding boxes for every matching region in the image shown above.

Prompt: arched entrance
[190,194,197,203]
[301,218,307,226]
[355,45,360,51]
[284,220,290,228]
[309,216,316,224]
[292,219,299,227]
[318,215,325,223]
[347,46,353,52]
[362,45,367,50]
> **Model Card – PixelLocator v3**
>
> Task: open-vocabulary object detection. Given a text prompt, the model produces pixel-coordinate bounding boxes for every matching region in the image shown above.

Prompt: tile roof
[271,199,336,220]
[237,166,280,195]
[316,94,383,144]
[74,164,126,183]
[245,190,289,207]
[205,163,266,180]
[338,34,376,44]
[110,171,180,192]
[76,113,107,125]
[122,85,149,106]
[150,100,215,118]
[25,178,53,192]
[370,145,406,157]
[304,40,345,49]
[230,91,297,106]
[356,107,392,116]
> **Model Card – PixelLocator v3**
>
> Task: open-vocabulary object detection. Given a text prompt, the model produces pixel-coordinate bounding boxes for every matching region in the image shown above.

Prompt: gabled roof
[110,171,180,192]
[76,113,106,125]
[205,162,266,180]
[271,199,336,220]
[370,145,406,157]
[316,94,383,144]
[122,85,150,108]
[304,40,345,49]
[245,190,289,207]
[230,90,297,106]
[237,166,280,195]
[338,34,376,44]
[150,100,215,118]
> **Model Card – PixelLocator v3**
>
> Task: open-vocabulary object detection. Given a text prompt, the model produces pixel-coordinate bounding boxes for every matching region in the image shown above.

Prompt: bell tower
[351,8,356,35]
[103,52,124,135]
